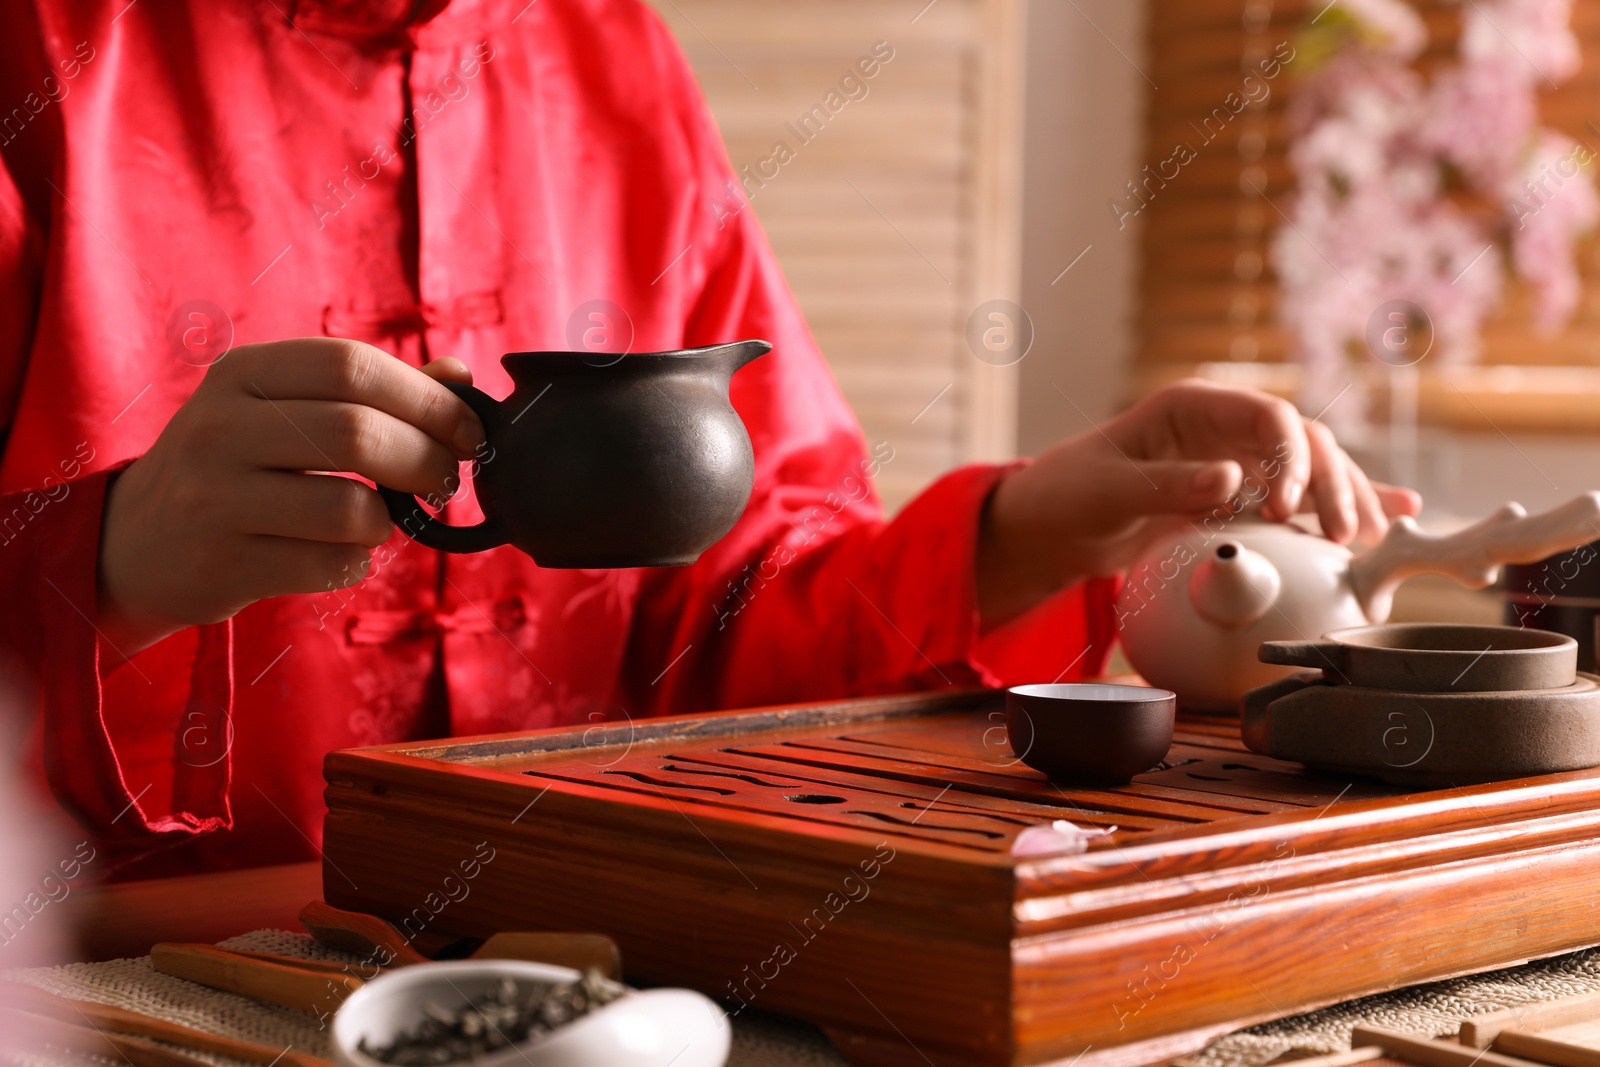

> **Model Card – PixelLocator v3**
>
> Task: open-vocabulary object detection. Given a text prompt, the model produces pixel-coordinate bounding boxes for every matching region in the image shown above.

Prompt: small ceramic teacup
[1005,683,1176,785]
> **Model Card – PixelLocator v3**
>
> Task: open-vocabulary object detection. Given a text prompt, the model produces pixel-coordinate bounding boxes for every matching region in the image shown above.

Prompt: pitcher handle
[378,381,512,555]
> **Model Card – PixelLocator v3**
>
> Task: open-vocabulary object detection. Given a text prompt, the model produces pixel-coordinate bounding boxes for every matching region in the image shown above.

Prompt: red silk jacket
[0,0,1116,878]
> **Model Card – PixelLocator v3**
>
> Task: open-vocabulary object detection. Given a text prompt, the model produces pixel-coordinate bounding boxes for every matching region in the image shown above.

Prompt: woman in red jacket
[0,0,1415,877]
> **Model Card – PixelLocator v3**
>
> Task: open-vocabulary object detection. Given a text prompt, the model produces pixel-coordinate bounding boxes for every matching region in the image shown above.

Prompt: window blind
[645,0,1027,509]
[1136,0,1600,433]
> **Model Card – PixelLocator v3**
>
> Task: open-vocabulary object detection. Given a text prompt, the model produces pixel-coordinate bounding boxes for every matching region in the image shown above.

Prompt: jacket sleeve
[619,33,1120,714]
[0,138,234,861]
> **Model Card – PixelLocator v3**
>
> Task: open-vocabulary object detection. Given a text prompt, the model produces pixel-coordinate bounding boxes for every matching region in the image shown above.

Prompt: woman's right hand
[97,338,486,658]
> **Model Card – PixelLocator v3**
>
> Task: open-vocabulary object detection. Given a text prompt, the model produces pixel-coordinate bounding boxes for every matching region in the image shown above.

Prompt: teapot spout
[1188,540,1281,627]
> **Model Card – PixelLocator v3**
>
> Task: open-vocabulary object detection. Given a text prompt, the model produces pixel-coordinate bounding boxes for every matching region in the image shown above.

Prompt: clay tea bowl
[1005,683,1176,785]
[1258,623,1577,693]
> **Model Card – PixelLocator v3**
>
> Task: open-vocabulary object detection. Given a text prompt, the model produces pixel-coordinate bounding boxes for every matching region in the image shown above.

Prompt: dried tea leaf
[362,970,625,1065]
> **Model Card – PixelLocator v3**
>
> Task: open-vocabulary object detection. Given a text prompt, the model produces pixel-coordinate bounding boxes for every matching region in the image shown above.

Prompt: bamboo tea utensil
[1463,990,1600,1047]
[1174,1049,1385,1067]
[1353,1025,1548,1067]
[151,942,362,1014]
[1459,989,1600,1067]
[171,938,620,990]
[1494,1030,1600,1067]
[299,900,428,966]
[299,900,623,978]
[4,1007,218,1067]
[2,981,334,1067]
[204,945,362,976]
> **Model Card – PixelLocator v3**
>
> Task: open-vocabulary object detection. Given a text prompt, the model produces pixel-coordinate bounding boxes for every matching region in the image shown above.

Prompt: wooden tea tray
[322,688,1600,1067]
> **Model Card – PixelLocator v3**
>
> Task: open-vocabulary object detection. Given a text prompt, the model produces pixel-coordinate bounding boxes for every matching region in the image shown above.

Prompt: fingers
[234,399,462,499]
[1253,401,1311,522]
[100,341,482,649]
[1127,459,1244,516]
[1062,457,1244,535]
[167,531,373,616]
[1347,460,1390,546]
[1374,481,1423,519]
[232,536,374,601]
[420,357,474,385]
[1303,420,1358,543]
[1123,379,1424,542]
[219,339,485,458]
[1114,380,1310,521]
[1300,433,1421,544]
[235,471,393,547]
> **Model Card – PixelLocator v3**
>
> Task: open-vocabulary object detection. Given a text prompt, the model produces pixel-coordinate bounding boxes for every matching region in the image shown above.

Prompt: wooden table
[58,861,320,962]
[65,683,1600,1067]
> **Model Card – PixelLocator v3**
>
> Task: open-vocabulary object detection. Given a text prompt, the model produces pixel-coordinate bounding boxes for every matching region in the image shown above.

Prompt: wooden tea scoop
[151,941,362,1014]
[2,981,333,1067]
[300,899,429,965]
[4,1007,218,1067]
[300,900,623,978]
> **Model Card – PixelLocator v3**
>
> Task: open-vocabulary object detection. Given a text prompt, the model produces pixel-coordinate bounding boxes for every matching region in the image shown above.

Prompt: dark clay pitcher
[378,340,770,567]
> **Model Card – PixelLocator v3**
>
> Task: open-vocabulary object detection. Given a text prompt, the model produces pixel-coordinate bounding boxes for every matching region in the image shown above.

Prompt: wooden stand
[321,689,1600,1066]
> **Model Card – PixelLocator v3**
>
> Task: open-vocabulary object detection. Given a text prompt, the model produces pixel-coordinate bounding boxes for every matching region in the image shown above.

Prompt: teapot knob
[1188,540,1281,627]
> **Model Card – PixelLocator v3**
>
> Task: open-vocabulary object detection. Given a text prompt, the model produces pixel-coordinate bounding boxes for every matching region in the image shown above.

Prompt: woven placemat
[1,929,849,1067]
[11,933,1600,1067]
[1188,944,1600,1066]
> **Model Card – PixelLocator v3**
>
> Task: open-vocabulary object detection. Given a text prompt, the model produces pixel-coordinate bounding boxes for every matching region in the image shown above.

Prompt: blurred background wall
[646,0,1600,522]
[1013,0,1148,455]
[644,0,1033,511]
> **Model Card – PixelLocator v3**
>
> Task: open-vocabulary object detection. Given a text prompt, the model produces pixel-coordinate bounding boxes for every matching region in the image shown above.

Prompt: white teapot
[1116,493,1600,711]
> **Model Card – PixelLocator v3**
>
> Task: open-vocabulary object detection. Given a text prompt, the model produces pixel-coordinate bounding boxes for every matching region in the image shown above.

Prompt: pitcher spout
[707,339,772,377]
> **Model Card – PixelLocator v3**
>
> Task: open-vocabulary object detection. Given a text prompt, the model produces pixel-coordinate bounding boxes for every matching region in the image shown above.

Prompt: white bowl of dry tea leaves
[332,959,729,1067]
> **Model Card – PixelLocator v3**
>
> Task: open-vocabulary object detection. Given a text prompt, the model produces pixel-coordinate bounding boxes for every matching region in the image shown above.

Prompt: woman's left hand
[975,378,1422,630]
